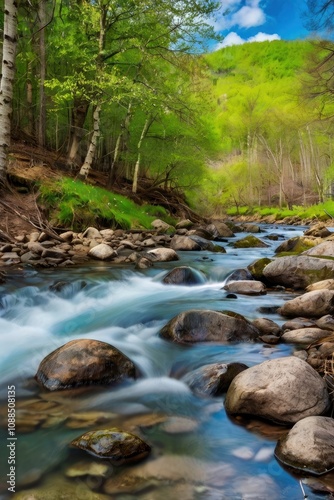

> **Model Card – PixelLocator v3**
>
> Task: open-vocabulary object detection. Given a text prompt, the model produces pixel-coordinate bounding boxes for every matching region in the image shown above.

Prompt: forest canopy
[1,1,334,218]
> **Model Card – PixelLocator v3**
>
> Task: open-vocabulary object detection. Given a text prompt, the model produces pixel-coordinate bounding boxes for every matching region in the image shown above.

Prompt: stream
[0,224,331,499]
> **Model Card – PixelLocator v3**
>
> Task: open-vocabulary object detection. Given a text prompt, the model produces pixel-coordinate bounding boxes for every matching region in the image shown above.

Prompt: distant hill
[194,40,332,214]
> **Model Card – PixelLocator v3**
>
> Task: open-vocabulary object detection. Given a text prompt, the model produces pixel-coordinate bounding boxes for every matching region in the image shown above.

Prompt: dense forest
[1,1,334,224]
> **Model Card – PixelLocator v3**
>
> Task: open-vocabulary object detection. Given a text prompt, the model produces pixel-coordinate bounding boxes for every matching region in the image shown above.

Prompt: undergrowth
[226,202,334,221]
[39,178,174,231]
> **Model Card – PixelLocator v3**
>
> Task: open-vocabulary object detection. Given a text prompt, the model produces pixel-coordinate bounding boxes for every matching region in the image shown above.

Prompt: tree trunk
[132,116,152,194]
[0,0,18,186]
[37,0,47,147]
[108,101,132,187]
[67,98,90,167]
[78,104,101,179]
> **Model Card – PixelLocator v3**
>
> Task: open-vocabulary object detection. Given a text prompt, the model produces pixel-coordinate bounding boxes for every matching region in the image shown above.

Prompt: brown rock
[35,339,136,391]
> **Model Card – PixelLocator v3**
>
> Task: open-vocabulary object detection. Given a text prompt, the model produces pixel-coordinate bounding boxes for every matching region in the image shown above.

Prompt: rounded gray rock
[225,356,329,424]
[275,416,334,474]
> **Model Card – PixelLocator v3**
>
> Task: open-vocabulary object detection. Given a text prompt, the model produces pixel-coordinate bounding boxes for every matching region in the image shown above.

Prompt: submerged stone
[71,428,151,465]
[182,362,248,396]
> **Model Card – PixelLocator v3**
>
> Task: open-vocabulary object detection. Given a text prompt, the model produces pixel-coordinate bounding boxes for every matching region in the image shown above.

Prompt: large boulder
[225,356,329,424]
[279,290,334,318]
[162,266,206,285]
[262,255,334,289]
[35,339,136,391]
[71,428,151,465]
[159,309,259,344]
[275,416,334,474]
[181,362,248,396]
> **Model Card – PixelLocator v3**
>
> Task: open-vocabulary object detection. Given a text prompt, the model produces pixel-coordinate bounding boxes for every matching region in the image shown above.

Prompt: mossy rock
[71,428,151,465]
[248,258,272,280]
[233,235,269,248]
[275,236,321,255]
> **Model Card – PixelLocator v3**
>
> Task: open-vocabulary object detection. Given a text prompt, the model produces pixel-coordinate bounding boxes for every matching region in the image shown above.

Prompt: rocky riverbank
[4,219,334,498]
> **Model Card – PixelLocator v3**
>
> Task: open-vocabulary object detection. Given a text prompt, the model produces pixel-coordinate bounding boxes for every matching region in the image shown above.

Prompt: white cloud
[231,6,265,29]
[213,0,266,31]
[214,31,281,50]
[248,32,280,42]
[215,32,245,49]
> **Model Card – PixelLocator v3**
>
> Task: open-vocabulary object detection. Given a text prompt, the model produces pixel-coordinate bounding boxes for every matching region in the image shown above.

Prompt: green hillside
[191,40,334,217]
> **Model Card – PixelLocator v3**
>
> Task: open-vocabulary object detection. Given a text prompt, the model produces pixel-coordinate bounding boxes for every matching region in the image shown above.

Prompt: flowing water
[0,224,331,499]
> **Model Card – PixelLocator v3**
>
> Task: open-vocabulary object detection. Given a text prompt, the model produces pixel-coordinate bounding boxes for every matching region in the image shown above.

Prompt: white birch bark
[0,0,18,185]
[132,117,151,194]
[78,104,101,179]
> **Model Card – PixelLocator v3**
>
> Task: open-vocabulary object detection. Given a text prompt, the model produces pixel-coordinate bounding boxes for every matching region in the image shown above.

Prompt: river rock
[225,268,254,283]
[279,290,334,318]
[316,315,334,331]
[206,222,234,237]
[159,309,259,344]
[71,428,151,465]
[88,243,116,261]
[275,416,334,474]
[282,318,316,330]
[225,356,329,424]
[170,235,225,252]
[282,328,329,344]
[35,339,136,391]
[12,475,110,500]
[263,255,334,289]
[175,219,193,229]
[223,280,266,295]
[241,223,261,233]
[247,257,272,281]
[182,362,248,396]
[151,219,171,232]
[233,235,268,248]
[275,236,321,254]
[162,266,206,285]
[307,279,334,292]
[304,240,334,257]
[103,455,234,495]
[83,227,102,239]
[252,318,281,336]
[304,223,332,238]
[147,247,179,262]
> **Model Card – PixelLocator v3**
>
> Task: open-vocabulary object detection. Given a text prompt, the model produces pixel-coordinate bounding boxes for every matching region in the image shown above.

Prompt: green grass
[39,178,174,231]
[226,201,334,221]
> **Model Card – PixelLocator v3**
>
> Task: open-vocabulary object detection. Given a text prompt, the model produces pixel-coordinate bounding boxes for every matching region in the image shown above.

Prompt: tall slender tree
[0,0,19,186]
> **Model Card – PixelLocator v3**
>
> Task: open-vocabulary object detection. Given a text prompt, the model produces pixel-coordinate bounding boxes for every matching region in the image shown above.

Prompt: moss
[248,257,272,280]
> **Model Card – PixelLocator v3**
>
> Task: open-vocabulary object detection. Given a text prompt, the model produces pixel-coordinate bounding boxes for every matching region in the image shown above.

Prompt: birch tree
[0,0,18,186]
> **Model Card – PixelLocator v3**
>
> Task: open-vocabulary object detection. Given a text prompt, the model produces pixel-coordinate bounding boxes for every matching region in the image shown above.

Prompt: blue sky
[213,0,310,49]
